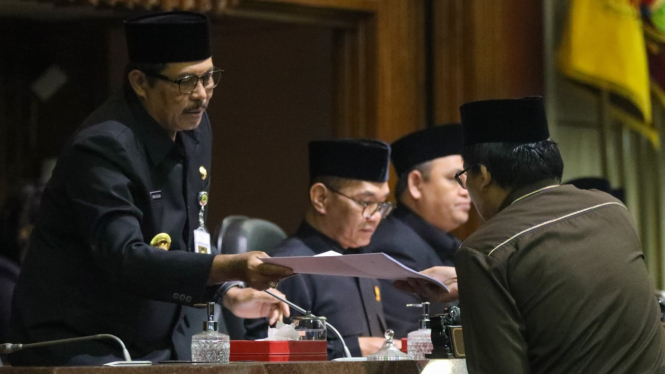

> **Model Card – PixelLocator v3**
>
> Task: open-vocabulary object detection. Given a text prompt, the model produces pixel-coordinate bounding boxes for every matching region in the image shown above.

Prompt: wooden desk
[0,360,468,374]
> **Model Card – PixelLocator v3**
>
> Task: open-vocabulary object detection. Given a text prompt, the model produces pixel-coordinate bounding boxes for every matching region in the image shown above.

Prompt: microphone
[265,289,353,358]
[0,334,152,366]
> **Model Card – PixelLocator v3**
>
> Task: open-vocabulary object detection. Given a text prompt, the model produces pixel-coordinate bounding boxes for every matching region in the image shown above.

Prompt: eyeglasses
[325,185,394,219]
[142,69,224,94]
[454,165,475,189]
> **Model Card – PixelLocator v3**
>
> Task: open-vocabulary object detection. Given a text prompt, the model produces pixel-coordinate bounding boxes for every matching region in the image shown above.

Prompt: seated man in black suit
[245,139,394,359]
[362,124,469,338]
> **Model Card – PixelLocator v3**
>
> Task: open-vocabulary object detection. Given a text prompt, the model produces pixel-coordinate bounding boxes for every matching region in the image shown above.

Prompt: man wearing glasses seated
[9,12,292,366]
[245,139,394,359]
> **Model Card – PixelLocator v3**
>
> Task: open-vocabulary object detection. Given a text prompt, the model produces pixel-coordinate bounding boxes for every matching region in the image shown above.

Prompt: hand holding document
[393,266,459,303]
[260,252,449,291]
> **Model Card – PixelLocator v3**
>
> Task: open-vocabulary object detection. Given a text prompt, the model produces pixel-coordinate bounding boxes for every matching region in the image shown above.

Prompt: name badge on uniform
[193,191,211,254]
[194,229,211,254]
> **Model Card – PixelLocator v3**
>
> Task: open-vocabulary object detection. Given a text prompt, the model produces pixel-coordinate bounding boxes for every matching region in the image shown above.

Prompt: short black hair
[123,62,167,89]
[394,161,434,202]
[461,139,563,190]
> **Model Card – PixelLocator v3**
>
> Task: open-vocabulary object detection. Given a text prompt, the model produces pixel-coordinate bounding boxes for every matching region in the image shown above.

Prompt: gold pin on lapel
[150,233,172,250]
[375,286,381,302]
[199,166,207,180]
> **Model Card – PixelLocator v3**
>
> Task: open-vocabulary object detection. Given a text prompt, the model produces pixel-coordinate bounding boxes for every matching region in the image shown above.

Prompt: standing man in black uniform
[362,124,470,338]
[245,140,394,359]
[9,12,292,366]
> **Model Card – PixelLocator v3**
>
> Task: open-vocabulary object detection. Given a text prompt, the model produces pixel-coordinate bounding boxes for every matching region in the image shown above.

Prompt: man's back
[456,185,665,374]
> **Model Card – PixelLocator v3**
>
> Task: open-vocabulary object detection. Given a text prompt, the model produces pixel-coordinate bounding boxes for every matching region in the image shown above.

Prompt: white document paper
[261,253,448,291]
[314,250,342,257]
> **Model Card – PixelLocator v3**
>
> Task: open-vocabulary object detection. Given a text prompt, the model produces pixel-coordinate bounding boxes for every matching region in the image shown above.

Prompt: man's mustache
[184,102,207,112]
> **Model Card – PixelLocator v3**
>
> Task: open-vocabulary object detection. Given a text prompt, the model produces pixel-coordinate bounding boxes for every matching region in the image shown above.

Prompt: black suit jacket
[362,205,460,338]
[9,88,218,365]
[244,222,386,359]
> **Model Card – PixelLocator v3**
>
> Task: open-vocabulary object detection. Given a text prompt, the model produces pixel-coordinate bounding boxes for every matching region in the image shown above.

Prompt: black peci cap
[460,96,549,146]
[309,139,391,183]
[391,124,463,176]
[124,11,211,64]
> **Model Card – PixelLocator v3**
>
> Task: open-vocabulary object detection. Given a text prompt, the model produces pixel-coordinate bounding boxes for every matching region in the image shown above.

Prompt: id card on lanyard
[194,191,211,254]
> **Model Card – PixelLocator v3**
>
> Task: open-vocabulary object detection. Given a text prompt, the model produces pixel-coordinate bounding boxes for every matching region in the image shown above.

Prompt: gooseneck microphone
[0,334,152,366]
[265,289,353,358]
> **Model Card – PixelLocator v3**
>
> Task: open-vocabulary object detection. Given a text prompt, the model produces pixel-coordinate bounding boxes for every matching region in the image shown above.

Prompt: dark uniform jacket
[9,88,218,366]
[245,222,386,359]
[456,183,665,374]
[362,204,460,338]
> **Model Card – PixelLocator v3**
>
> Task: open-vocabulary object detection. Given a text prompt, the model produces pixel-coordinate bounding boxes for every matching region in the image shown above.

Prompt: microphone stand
[0,334,152,366]
[265,289,353,358]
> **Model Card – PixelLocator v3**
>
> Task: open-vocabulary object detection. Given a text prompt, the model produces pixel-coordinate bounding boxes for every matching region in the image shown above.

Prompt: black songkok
[391,124,463,176]
[460,96,550,146]
[309,140,391,183]
[124,12,211,64]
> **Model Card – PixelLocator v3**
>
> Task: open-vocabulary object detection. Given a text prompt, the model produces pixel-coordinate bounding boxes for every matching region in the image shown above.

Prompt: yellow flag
[558,0,656,145]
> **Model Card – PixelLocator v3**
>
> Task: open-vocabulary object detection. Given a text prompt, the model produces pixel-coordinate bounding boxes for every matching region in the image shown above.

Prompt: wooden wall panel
[224,0,426,146]
[434,0,544,123]
[205,22,335,234]
[502,0,544,97]
[233,0,542,144]
[433,0,545,239]
[374,0,425,142]
[434,0,464,123]
[333,21,372,138]
[254,0,378,12]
